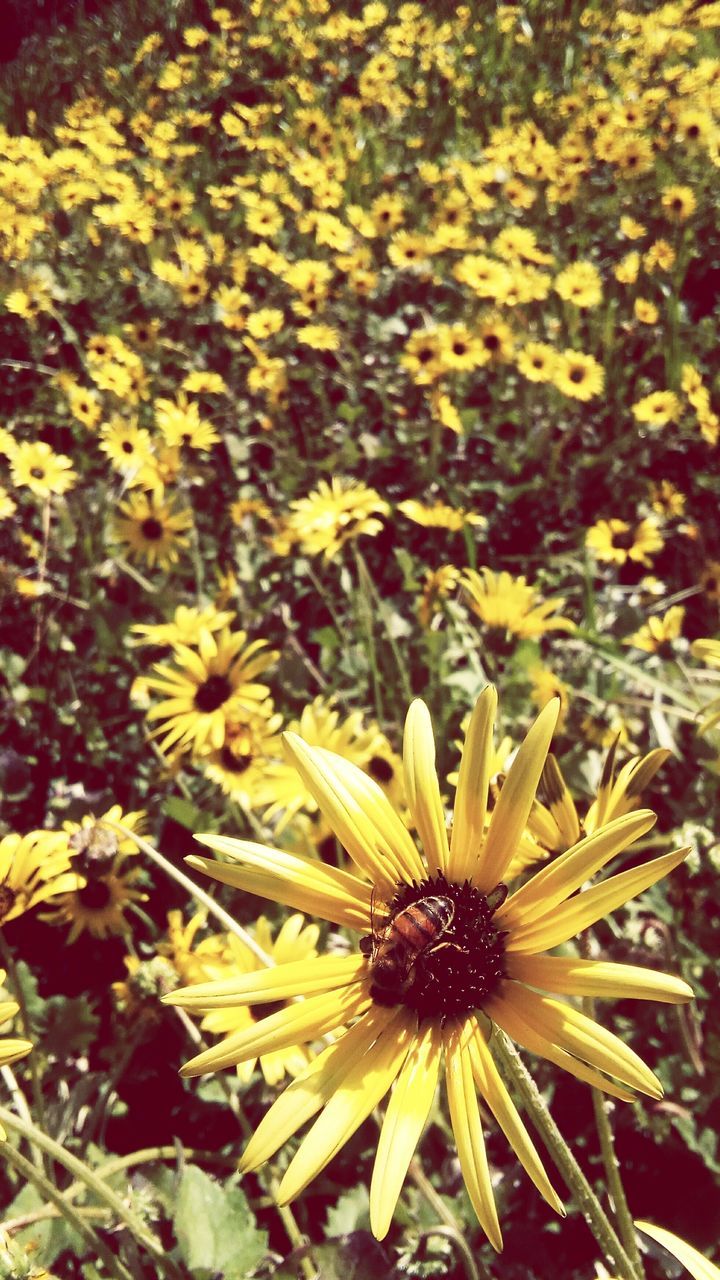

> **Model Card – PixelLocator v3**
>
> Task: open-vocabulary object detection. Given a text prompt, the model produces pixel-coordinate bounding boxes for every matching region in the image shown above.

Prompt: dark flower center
[612,528,635,551]
[31,467,46,480]
[195,674,232,712]
[483,334,500,351]
[122,441,134,453]
[368,755,394,784]
[220,746,252,773]
[249,998,284,1021]
[78,879,113,910]
[568,365,584,383]
[359,873,508,1021]
[141,517,164,541]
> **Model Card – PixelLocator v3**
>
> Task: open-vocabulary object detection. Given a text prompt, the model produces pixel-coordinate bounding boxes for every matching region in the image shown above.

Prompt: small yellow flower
[632,391,681,429]
[624,607,685,654]
[554,261,603,308]
[462,568,575,639]
[296,323,340,350]
[10,441,77,498]
[634,298,659,324]
[661,185,697,222]
[553,351,604,401]
[586,518,663,568]
[277,478,389,561]
[112,491,193,570]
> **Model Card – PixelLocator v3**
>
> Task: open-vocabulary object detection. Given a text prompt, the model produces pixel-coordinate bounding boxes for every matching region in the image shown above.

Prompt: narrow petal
[505,954,694,1004]
[489,984,661,1098]
[241,1004,399,1173]
[444,1020,503,1251]
[485,986,637,1101]
[403,700,450,875]
[180,984,370,1077]
[167,954,367,1009]
[468,1024,565,1215]
[0,1038,33,1066]
[449,687,497,883]
[277,1009,415,1204]
[475,700,559,893]
[370,1021,443,1240]
[283,734,425,888]
[497,810,658,930]
[635,1221,720,1280]
[505,846,690,954]
[190,837,372,931]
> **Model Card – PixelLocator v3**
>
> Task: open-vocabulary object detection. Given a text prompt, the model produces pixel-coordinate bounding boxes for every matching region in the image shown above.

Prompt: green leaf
[325,1184,370,1236]
[162,796,209,832]
[173,1165,267,1279]
[6,1183,85,1270]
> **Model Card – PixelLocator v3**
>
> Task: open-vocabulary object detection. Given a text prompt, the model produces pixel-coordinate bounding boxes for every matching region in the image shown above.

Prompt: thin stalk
[355,549,413,705]
[0,1142,133,1280]
[409,1158,491,1280]
[0,1107,173,1274]
[587,1066,644,1277]
[0,1064,43,1174]
[0,932,48,1173]
[491,1031,642,1280]
[106,823,274,968]
[352,550,384,721]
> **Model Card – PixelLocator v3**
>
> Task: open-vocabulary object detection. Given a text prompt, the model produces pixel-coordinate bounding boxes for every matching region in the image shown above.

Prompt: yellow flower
[112,491,193,570]
[0,830,78,926]
[246,307,284,340]
[45,858,147,944]
[586,518,663,568]
[634,298,659,324]
[661,185,697,222]
[417,564,461,627]
[10,441,77,498]
[691,639,720,734]
[624,607,685,653]
[397,499,485,532]
[130,605,236,648]
[168,692,691,1245]
[177,914,320,1085]
[516,342,558,383]
[99,417,154,473]
[554,261,603,308]
[203,706,285,807]
[277,478,389,561]
[632,391,682,429]
[553,350,604,401]
[462,568,575,639]
[143,627,278,756]
[154,393,220,450]
[296,323,340,350]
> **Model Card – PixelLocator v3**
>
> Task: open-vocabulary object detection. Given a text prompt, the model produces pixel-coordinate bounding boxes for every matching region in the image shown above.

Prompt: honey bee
[359,893,456,1002]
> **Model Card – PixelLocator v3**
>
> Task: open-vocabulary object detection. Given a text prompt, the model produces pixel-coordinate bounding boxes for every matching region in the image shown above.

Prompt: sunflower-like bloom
[624,605,685,654]
[690,639,720,734]
[462,568,575,639]
[586,517,663,568]
[0,830,79,927]
[143,627,279,756]
[112,490,193,570]
[274,478,389,561]
[167,691,692,1246]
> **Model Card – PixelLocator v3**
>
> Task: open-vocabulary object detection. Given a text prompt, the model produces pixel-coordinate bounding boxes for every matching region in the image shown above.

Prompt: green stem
[107,823,274,967]
[0,1107,174,1275]
[352,549,384,721]
[492,1031,641,1280]
[0,1142,133,1280]
[409,1158,490,1280]
[0,1064,44,1175]
[355,549,413,705]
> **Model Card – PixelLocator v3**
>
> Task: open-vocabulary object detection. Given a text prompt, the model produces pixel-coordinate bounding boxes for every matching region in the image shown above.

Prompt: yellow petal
[180,984,370,1077]
[0,1037,33,1067]
[468,1024,565,1215]
[449,686,497,883]
[475,699,559,893]
[635,1222,720,1280]
[282,734,424,889]
[506,845,690,954]
[190,837,372,930]
[241,1004,398,1173]
[490,984,661,1098]
[403,700,450,875]
[277,1009,414,1206]
[167,954,367,1009]
[370,1021,443,1240]
[506,954,694,1004]
[497,810,657,930]
[484,986,636,1102]
[444,1020,503,1251]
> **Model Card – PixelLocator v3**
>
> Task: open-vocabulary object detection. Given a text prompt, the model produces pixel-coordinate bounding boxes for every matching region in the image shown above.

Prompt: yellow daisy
[202,706,285,807]
[143,627,278,755]
[275,478,389,561]
[129,605,237,648]
[632,391,682,429]
[586,518,663,568]
[112,490,193,570]
[168,691,691,1245]
[10,441,77,498]
[0,830,79,926]
[462,568,575,639]
[624,606,685,654]
[553,350,605,401]
[44,858,147,943]
[690,639,720,734]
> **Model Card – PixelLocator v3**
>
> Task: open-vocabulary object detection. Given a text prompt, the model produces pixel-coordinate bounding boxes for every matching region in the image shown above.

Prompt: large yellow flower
[10,441,77,498]
[462,568,575,638]
[143,627,279,755]
[168,691,691,1246]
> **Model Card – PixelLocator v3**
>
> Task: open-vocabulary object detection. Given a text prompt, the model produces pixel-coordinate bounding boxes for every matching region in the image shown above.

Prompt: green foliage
[172,1166,268,1279]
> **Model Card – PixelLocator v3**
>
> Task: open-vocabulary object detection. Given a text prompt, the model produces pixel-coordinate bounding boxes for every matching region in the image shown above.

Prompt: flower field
[1,2,719,1277]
